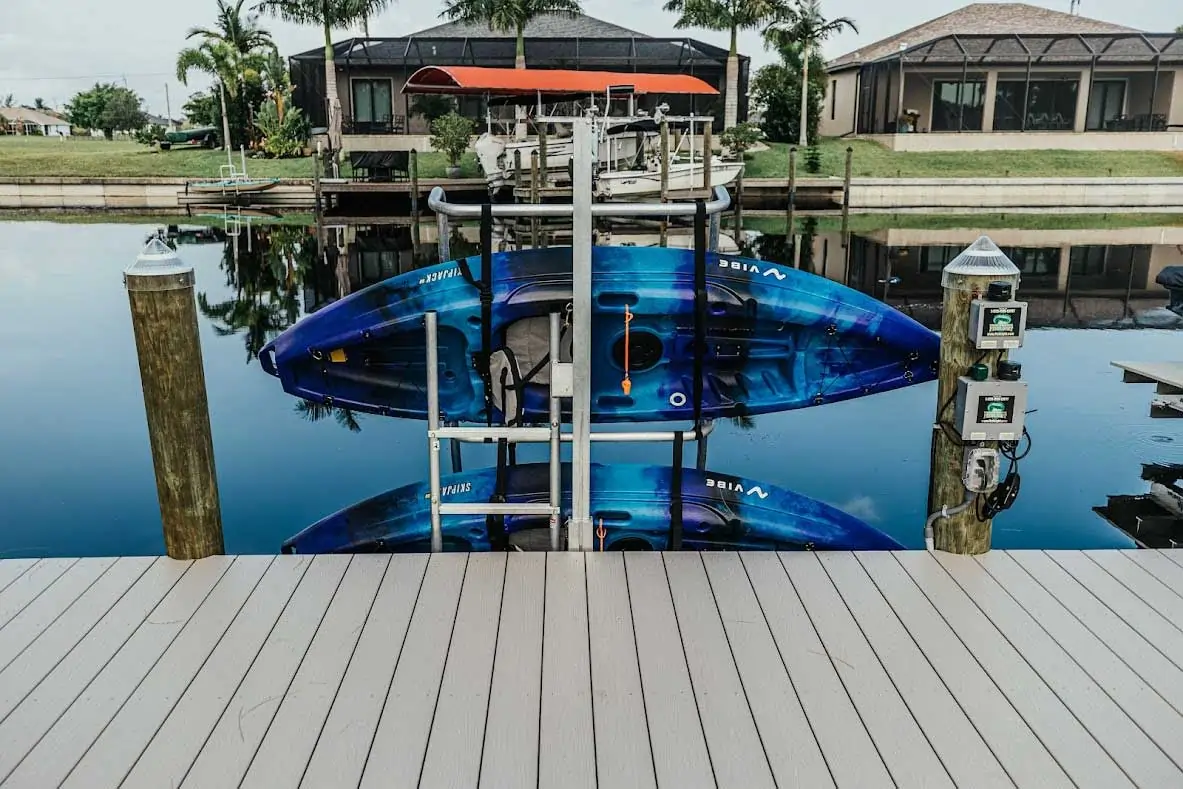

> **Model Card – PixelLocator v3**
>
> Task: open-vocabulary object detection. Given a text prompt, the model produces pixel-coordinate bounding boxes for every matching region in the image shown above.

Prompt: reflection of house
[288,13,745,149]
[821,3,1183,151]
[800,226,1183,328]
[0,107,71,136]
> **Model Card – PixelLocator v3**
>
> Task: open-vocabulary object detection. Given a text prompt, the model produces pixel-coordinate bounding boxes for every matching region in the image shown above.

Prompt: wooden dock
[3,549,1183,788]
[1113,360,1183,417]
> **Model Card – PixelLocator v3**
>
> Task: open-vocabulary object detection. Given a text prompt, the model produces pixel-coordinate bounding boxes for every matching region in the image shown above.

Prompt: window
[1087,80,1125,130]
[931,81,985,131]
[1003,246,1059,277]
[993,79,1078,131]
[831,79,838,120]
[351,79,393,133]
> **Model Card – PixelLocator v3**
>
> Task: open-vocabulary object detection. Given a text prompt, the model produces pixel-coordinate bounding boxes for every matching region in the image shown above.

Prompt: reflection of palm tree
[197,224,310,363]
[294,399,362,432]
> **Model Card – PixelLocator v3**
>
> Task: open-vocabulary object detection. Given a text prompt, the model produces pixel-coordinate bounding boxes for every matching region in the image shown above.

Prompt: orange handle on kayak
[622,306,633,395]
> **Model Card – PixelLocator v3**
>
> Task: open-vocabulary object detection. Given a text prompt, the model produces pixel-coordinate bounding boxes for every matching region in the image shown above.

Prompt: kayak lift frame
[425,116,732,552]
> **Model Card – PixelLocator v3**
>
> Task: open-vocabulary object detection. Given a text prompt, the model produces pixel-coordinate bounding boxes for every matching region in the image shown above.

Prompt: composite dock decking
[3,550,1183,788]
[1113,360,1183,417]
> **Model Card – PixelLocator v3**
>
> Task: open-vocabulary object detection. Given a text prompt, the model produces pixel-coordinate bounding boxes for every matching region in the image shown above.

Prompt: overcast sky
[0,0,1177,118]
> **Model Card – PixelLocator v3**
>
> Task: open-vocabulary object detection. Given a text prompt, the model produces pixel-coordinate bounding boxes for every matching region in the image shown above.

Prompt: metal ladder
[424,116,733,552]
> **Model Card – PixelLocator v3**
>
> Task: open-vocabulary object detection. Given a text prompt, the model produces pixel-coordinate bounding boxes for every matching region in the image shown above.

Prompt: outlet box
[969,299,1027,349]
[953,377,1027,441]
[963,446,1000,493]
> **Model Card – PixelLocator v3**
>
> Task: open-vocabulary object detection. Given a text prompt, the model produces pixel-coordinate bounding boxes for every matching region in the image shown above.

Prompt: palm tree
[294,400,363,432]
[663,0,777,129]
[256,0,393,150]
[33,98,46,110]
[765,0,856,146]
[440,0,582,70]
[178,0,274,150]
[177,41,243,151]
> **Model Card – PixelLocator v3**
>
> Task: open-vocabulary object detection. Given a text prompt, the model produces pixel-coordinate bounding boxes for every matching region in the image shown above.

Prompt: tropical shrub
[254,99,309,157]
[430,111,475,166]
[719,121,764,159]
[134,124,168,147]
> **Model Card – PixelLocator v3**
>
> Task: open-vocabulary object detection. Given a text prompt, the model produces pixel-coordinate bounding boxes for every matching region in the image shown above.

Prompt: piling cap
[941,235,1021,289]
[124,236,193,290]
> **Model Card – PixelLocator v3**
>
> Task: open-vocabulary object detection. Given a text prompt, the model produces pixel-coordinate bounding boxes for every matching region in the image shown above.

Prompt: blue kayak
[281,462,904,554]
[260,246,939,423]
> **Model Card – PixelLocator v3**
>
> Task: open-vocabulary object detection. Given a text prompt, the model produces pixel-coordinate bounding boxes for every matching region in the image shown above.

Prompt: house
[0,107,71,136]
[288,13,748,149]
[820,2,1183,151]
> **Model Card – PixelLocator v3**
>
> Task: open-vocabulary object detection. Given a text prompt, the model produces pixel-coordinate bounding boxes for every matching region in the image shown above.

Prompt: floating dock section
[4,550,1183,788]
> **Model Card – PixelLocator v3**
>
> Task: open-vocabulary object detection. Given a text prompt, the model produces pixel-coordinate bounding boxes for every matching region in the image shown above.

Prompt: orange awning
[403,66,719,97]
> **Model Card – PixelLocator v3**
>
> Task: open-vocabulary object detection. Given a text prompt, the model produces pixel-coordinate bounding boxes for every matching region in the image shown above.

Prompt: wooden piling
[841,146,853,237]
[409,149,420,253]
[786,146,797,235]
[513,148,523,195]
[538,126,548,184]
[702,121,713,195]
[929,242,1020,554]
[529,150,540,248]
[659,119,669,248]
[124,242,223,560]
[313,150,324,262]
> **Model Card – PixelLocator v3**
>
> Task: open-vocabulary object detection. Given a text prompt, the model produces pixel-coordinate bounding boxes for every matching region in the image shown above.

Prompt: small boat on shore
[281,462,904,554]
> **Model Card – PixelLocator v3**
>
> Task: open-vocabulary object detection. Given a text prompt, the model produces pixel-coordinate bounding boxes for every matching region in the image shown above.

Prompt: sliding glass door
[1086,80,1125,130]
[351,79,394,133]
[931,80,985,131]
[993,79,1078,131]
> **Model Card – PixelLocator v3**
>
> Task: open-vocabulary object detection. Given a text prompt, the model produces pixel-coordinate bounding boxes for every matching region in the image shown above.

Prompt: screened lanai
[850,31,1183,136]
[289,35,748,136]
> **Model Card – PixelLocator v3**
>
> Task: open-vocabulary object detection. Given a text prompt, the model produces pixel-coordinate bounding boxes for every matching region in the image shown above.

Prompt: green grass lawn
[742,138,1183,180]
[0,136,480,179]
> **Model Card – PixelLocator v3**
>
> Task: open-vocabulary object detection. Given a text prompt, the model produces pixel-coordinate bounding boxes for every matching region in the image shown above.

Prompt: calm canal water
[1,216,1180,558]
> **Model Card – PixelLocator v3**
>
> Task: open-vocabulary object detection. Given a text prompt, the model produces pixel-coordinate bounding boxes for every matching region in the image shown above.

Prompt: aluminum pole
[425,311,443,551]
[549,312,562,551]
[569,116,594,550]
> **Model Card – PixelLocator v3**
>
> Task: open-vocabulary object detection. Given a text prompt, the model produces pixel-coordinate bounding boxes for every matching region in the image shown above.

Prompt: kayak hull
[261,247,939,423]
[282,462,904,554]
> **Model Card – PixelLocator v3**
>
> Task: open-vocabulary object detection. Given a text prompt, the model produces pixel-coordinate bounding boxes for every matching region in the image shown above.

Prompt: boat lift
[424,117,732,552]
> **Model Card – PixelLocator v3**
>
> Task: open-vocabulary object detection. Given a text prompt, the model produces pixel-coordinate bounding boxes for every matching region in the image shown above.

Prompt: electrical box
[962,447,999,493]
[969,299,1027,349]
[953,376,1027,441]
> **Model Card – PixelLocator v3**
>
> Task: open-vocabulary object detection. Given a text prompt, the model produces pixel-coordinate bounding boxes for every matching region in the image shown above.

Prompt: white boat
[474,117,657,192]
[593,156,743,199]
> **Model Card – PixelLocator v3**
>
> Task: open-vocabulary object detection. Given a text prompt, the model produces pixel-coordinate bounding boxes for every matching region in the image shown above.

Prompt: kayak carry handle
[259,344,279,376]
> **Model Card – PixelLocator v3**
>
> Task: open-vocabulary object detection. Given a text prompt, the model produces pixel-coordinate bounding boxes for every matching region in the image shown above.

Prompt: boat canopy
[402,66,719,97]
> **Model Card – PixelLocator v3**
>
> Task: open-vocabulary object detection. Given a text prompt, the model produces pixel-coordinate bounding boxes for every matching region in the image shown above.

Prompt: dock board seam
[234,555,347,788]
[984,551,1183,778]
[849,554,1020,788]
[0,559,80,636]
[0,559,41,597]
[622,553,660,788]
[813,553,958,787]
[697,553,779,786]
[772,553,898,788]
[660,552,719,788]
[473,555,510,789]
[172,556,314,788]
[1075,552,1183,646]
[584,554,600,789]
[120,556,277,789]
[944,554,1139,787]
[737,553,839,788]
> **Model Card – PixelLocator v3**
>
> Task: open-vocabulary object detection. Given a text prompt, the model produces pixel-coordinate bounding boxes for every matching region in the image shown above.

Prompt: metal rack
[425,117,732,552]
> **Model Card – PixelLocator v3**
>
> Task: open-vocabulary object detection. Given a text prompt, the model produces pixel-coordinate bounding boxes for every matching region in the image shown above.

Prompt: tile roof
[411,12,649,40]
[827,2,1138,70]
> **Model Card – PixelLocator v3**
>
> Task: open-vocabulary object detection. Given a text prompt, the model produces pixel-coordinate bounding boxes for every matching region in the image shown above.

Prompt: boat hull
[281,462,904,553]
[594,158,743,198]
[187,179,279,193]
[259,246,939,423]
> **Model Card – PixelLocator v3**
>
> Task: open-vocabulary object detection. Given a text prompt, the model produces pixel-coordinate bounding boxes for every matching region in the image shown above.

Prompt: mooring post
[124,238,224,559]
[529,150,540,248]
[313,144,324,262]
[929,237,1021,553]
[514,148,523,201]
[409,149,420,253]
[733,167,743,235]
[659,119,669,247]
[786,146,797,235]
[841,146,853,237]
